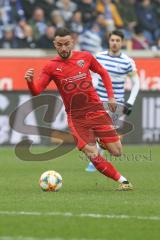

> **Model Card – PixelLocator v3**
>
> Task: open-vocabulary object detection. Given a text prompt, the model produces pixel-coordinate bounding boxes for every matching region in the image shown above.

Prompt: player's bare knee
[84,150,98,159]
[82,144,98,159]
[110,147,122,157]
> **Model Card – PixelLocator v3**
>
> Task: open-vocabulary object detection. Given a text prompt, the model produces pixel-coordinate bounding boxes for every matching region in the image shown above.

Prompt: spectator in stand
[23,24,37,48]
[37,25,56,48]
[153,0,160,22]
[56,0,77,23]
[115,0,138,50]
[77,0,97,29]
[132,24,149,50]
[22,0,37,20]
[0,0,25,43]
[14,19,28,46]
[79,22,103,54]
[0,0,25,25]
[153,0,160,50]
[34,0,57,22]
[14,19,36,48]
[69,10,84,34]
[22,0,57,21]
[50,10,65,29]
[96,0,124,31]
[156,38,160,50]
[0,8,4,39]
[115,0,137,31]
[71,31,80,50]
[29,7,47,41]
[135,0,160,46]
[0,24,17,48]
[1,0,160,49]
[96,13,108,31]
[94,14,108,49]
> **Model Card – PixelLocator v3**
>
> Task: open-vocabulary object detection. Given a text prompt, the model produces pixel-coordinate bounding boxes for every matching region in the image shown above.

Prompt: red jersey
[28,51,114,113]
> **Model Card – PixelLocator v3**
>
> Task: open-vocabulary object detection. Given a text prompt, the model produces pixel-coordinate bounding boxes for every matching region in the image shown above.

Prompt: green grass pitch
[0,145,160,240]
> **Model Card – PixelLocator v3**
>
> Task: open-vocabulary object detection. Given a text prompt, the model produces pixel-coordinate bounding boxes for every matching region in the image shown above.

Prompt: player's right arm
[25,66,51,95]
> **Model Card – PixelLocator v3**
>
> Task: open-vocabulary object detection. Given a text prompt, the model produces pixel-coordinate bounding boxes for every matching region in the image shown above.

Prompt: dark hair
[54,27,71,37]
[108,30,124,40]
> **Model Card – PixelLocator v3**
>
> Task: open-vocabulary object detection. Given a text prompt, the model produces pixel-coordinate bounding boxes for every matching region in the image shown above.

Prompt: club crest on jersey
[77,60,85,67]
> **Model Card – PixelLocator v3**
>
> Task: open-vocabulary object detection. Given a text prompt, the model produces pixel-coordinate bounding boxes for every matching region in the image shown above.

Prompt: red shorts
[67,110,119,150]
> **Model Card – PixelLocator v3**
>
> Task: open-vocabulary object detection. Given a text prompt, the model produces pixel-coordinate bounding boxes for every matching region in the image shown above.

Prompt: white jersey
[95,51,137,103]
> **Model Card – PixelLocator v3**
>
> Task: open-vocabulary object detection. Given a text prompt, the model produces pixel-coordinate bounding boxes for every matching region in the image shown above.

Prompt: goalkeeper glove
[123,103,133,116]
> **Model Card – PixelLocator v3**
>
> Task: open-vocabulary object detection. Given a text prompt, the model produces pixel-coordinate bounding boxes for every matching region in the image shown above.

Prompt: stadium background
[0,54,160,145]
[0,0,160,147]
[0,1,160,240]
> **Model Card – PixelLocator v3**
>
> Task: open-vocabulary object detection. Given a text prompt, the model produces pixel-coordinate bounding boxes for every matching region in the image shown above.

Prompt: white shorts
[103,102,126,129]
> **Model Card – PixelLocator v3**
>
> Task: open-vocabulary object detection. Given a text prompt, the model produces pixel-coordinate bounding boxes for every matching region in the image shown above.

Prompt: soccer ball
[39,170,62,192]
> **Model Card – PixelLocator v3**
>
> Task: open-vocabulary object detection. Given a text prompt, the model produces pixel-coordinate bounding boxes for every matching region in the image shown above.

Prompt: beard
[58,50,71,59]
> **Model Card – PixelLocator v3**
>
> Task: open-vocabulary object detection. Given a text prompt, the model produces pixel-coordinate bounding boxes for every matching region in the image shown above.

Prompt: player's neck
[108,50,121,57]
[68,51,73,59]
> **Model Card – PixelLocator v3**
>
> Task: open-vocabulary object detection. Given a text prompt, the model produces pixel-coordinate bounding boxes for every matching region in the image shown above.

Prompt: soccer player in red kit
[25,27,133,191]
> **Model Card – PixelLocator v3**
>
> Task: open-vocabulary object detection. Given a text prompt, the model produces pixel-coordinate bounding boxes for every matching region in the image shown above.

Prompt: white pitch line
[0,237,63,240]
[0,210,160,221]
[0,237,104,240]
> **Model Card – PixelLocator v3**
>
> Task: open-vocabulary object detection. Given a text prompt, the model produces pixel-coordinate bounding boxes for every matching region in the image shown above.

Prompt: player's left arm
[89,53,116,112]
[124,70,140,116]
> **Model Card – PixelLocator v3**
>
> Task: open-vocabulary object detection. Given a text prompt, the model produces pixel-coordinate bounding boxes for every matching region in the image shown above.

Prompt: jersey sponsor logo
[62,73,87,82]
[77,60,85,67]
[56,67,62,72]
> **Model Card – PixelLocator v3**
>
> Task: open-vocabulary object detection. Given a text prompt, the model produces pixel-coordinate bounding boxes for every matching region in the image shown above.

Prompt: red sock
[90,155,121,181]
